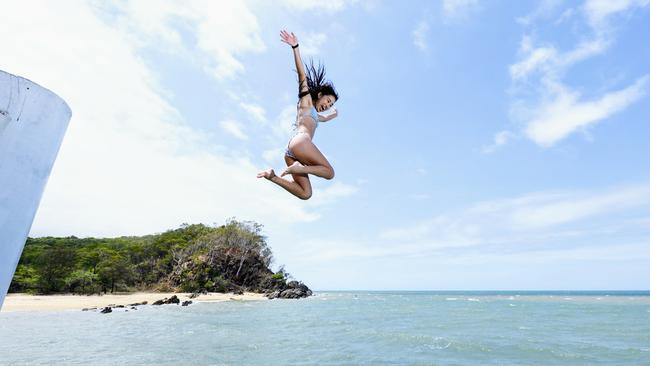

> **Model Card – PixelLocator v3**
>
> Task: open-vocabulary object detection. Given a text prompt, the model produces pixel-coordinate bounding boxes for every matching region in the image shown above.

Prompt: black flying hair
[298,58,339,102]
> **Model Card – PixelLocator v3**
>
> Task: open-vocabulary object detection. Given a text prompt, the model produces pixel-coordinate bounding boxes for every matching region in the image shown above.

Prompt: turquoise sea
[1,291,649,365]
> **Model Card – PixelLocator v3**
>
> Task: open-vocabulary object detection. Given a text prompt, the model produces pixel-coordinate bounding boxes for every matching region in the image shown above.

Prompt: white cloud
[482,130,516,153]
[308,181,359,206]
[525,76,648,146]
[504,0,649,147]
[378,184,650,252]
[509,40,557,80]
[1,1,318,237]
[470,185,650,229]
[112,0,266,80]
[516,0,566,25]
[279,0,351,12]
[512,188,650,229]
[584,0,650,27]
[239,102,267,124]
[300,33,328,56]
[219,120,249,140]
[271,104,299,141]
[442,0,479,19]
[510,36,608,81]
[443,242,650,265]
[412,21,429,51]
[262,148,285,165]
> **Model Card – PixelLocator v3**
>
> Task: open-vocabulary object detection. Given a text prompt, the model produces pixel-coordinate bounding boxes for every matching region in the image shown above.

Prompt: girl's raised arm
[280,30,312,107]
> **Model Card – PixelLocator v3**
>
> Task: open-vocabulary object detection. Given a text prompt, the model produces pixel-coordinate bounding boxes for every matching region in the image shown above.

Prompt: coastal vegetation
[9,219,310,298]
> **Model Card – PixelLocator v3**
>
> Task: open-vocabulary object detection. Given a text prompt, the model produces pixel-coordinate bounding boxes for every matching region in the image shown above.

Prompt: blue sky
[3,0,650,290]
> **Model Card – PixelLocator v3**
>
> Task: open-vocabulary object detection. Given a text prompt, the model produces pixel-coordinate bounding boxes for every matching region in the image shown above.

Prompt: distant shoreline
[1,292,267,312]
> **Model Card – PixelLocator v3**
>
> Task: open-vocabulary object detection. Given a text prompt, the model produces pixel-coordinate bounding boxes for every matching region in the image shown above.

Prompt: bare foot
[281,161,304,177]
[257,168,276,180]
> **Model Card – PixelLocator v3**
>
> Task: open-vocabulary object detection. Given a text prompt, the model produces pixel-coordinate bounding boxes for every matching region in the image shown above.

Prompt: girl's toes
[257,168,275,179]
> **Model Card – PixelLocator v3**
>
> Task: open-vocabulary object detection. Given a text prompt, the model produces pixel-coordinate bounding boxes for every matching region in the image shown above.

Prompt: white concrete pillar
[0,70,71,309]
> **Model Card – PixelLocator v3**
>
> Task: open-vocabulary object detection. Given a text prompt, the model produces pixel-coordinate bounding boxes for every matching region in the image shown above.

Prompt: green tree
[65,269,99,294]
[96,252,133,293]
[35,246,76,293]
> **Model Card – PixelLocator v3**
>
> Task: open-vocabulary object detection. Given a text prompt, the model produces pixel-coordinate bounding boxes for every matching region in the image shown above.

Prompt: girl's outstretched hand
[280,30,298,47]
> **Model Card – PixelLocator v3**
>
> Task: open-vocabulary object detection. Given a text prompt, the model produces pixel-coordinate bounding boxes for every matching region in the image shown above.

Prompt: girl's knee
[299,190,312,200]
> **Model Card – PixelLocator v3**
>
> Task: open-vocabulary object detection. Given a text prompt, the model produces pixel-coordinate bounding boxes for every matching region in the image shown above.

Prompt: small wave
[467,298,480,302]
[445,297,458,301]
[425,340,452,350]
[509,304,516,307]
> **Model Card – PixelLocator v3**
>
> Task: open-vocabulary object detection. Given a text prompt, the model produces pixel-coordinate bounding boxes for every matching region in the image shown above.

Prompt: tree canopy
[10,219,290,295]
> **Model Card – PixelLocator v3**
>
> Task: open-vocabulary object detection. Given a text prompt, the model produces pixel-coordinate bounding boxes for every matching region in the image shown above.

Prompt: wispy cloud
[308,181,360,206]
[281,0,357,12]
[442,0,480,19]
[524,76,648,146]
[271,104,298,141]
[300,32,328,55]
[502,0,650,148]
[219,120,249,140]
[286,183,650,264]
[483,130,516,153]
[412,20,429,51]
[377,183,650,253]
[239,102,267,124]
[584,0,650,27]
[112,0,266,80]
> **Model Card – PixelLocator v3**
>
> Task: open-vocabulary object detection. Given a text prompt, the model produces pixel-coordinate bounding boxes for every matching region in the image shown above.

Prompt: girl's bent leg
[257,157,312,200]
[283,139,335,180]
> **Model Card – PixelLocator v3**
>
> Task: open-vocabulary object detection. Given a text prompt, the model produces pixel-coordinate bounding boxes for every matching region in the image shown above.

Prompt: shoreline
[1,292,268,312]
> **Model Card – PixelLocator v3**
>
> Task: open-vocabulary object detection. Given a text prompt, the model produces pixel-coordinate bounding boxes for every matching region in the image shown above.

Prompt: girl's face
[315,93,336,112]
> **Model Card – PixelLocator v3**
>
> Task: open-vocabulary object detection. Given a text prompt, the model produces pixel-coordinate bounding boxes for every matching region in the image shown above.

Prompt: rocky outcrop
[152,295,180,305]
[100,306,112,313]
[181,300,192,306]
[266,281,312,299]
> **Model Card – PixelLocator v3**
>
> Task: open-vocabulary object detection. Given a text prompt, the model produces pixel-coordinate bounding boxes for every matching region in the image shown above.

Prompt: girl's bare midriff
[294,108,318,138]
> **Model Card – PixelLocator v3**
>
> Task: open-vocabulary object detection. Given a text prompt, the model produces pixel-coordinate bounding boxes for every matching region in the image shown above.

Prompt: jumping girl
[257,30,340,200]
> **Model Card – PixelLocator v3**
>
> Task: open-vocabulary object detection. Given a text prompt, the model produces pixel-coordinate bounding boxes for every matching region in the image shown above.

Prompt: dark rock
[130,306,137,310]
[100,307,112,314]
[128,301,147,306]
[189,292,200,299]
[181,300,192,306]
[82,307,97,311]
[153,295,180,305]
[266,290,280,300]
[114,305,125,308]
[266,281,312,299]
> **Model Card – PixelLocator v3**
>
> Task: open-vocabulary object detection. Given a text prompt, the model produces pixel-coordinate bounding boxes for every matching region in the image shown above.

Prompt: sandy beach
[1,292,267,312]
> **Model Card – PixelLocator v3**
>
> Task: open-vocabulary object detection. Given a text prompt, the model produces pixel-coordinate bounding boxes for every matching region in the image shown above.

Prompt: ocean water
[1,291,649,365]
